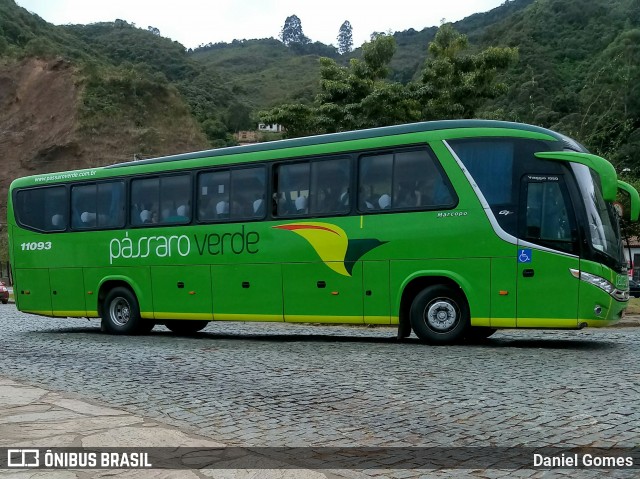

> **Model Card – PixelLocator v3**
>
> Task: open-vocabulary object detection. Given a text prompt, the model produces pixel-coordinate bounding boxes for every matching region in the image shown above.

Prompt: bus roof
[9,119,585,190]
[107,119,576,169]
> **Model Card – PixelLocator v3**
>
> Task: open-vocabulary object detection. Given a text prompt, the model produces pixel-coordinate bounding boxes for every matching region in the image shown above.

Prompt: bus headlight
[579,271,615,294]
[570,269,628,301]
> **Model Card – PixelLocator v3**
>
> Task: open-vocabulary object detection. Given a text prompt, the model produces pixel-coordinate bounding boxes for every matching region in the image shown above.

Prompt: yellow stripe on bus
[152,312,214,320]
[51,311,88,317]
[212,313,280,321]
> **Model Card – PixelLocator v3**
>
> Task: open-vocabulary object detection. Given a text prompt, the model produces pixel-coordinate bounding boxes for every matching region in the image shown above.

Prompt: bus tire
[466,327,497,342]
[164,320,209,335]
[101,287,145,335]
[409,285,469,344]
[397,321,411,340]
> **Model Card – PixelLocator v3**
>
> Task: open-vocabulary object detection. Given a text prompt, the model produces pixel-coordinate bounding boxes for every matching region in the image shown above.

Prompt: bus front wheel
[410,285,469,344]
[101,287,150,335]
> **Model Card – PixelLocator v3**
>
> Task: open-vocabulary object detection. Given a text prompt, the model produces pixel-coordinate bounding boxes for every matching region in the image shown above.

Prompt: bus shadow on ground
[480,337,618,351]
[35,326,619,351]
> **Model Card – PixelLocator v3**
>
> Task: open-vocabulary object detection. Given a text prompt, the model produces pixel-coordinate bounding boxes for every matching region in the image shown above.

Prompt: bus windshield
[572,164,623,264]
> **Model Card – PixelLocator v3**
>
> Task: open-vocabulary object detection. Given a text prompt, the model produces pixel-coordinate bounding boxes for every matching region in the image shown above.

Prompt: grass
[625,297,640,315]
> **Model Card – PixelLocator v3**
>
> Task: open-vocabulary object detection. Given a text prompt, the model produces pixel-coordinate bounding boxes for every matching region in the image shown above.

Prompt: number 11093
[21,242,52,251]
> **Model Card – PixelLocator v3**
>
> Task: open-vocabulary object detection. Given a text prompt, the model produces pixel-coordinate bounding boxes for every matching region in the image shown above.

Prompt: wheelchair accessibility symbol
[518,248,532,263]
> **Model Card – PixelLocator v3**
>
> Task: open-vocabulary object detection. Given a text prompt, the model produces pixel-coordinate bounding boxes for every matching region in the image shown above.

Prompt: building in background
[235,124,284,145]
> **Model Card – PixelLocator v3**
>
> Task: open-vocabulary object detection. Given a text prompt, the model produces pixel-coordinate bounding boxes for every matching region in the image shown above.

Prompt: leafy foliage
[4,0,640,174]
[0,0,92,60]
[259,26,516,136]
[417,24,517,120]
[61,20,243,145]
[63,21,197,81]
[191,38,332,110]
[478,0,640,169]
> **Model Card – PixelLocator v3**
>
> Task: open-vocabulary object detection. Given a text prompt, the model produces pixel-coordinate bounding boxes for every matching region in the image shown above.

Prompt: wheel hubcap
[109,297,131,326]
[425,299,458,331]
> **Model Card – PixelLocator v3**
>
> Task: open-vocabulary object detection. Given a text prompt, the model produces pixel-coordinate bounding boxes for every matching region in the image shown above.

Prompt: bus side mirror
[617,180,640,222]
[535,151,618,201]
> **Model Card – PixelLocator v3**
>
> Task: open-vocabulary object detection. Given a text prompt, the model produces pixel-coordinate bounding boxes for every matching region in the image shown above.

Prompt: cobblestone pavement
[0,304,639,478]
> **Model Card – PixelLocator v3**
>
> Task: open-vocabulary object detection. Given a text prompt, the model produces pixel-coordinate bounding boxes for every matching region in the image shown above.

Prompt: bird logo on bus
[273,222,385,276]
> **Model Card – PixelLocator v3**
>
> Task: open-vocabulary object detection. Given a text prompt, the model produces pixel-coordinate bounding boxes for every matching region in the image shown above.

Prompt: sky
[15,0,506,50]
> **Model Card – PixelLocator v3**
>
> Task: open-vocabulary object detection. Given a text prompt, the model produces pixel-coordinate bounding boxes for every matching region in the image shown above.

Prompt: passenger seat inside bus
[378,194,391,209]
[80,211,96,227]
[295,195,308,214]
[176,205,189,218]
[216,200,230,219]
[253,198,265,217]
[51,214,65,228]
[140,210,152,224]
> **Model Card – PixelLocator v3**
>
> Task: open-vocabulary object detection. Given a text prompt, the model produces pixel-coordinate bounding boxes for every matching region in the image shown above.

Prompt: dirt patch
[0,58,82,221]
[0,57,209,233]
[614,314,640,327]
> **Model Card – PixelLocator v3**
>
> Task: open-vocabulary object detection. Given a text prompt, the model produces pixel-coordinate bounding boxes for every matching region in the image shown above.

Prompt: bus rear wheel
[164,320,209,335]
[101,287,150,335]
[410,285,469,344]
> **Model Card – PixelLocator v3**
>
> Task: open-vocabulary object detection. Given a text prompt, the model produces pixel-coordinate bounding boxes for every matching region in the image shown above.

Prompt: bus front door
[516,175,579,327]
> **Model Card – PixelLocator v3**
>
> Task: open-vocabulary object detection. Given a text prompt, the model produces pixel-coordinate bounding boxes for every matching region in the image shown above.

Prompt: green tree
[337,20,353,54]
[418,23,518,120]
[225,101,252,132]
[280,15,310,46]
[260,33,412,136]
[260,25,517,137]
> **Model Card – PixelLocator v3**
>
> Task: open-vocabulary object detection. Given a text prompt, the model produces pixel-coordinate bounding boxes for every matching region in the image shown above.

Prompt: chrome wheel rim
[425,299,458,331]
[109,297,131,326]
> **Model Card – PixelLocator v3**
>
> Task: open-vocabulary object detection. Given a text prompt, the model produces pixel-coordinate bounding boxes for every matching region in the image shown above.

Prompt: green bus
[7,120,640,343]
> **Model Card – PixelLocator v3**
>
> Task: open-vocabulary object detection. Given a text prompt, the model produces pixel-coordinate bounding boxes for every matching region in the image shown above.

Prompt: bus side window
[159,175,191,224]
[274,162,310,217]
[358,149,455,213]
[131,175,191,226]
[198,170,230,221]
[310,158,351,215]
[358,153,393,211]
[230,167,267,220]
[71,184,95,229]
[131,177,159,225]
[393,150,455,209]
[15,186,67,232]
[100,182,125,228]
[71,181,125,230]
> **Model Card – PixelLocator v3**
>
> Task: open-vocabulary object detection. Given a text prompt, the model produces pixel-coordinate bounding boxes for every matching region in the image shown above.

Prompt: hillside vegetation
[1,0,640,224]
[478,0,640,168]
[190,39,328,109]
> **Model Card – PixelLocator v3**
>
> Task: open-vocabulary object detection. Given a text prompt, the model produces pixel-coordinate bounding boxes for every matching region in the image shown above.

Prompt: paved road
[1,304,639,477]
